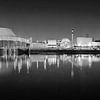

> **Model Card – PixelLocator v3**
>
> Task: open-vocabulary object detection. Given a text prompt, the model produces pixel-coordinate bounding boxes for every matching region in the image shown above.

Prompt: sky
[0,0,100,41]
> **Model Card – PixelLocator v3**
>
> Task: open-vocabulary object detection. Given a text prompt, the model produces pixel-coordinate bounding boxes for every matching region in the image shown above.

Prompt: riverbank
[30,49,100,54]
[1,48,100,55]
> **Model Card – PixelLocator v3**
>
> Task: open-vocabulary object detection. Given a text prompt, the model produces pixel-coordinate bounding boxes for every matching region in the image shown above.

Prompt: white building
[0,27,31,48]
[46,40,57,48]
[30,42,46,49]
[76,37,92,47]
[91,42,100,49]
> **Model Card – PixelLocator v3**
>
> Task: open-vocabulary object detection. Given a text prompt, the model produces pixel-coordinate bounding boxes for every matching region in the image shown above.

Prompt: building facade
[76,37,93,47]
[0,28,32,49]
[46,40,57,48]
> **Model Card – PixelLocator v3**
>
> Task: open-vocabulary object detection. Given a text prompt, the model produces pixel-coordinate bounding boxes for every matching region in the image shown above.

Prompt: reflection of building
[0,56,15,74]
[69,54,100,67]
[30,55,47,70]
[0,54,100,74]
[59,54,100,68]
[60,54,71,63]
[47,55,57,65]
[73,55,92,67]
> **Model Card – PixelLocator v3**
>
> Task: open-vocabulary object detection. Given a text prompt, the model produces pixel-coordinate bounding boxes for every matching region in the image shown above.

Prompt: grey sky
[0,0,100,40]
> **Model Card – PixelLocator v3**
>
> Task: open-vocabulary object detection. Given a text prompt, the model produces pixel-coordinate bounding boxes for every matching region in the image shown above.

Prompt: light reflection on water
[1,54,100,98]
[0,54,100,75]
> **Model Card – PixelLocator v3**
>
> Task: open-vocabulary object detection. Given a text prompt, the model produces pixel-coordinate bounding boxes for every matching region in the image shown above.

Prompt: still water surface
[0,54,100,98]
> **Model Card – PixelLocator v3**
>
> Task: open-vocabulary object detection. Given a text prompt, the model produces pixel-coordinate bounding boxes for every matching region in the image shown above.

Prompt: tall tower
[71,28,74,48]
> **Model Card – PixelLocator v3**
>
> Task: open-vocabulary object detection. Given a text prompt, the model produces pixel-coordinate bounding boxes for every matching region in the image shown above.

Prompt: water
[0,54,100,99]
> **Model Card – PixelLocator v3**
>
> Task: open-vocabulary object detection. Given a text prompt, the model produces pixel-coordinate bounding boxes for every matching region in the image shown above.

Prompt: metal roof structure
[0,28,16,37]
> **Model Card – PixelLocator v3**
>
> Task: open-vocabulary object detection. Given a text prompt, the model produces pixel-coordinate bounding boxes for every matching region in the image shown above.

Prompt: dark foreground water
[0,54,100,99]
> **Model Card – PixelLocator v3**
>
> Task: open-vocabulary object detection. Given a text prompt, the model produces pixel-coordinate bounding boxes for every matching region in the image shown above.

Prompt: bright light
[88,42,92,46]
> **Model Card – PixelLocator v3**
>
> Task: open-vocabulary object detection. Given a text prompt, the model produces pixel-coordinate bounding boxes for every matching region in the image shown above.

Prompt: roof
[0,28,16,37]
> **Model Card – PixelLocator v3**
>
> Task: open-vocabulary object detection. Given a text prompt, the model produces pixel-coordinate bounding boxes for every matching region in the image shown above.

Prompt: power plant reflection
[0,54,100,76]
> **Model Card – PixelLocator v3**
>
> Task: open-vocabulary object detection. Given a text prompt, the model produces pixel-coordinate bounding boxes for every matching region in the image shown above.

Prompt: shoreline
[1,48,100,55]
[30,49,100,54]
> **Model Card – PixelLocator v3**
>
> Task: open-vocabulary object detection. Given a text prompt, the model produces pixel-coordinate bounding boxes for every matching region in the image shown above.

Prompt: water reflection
[0,54,100,76]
